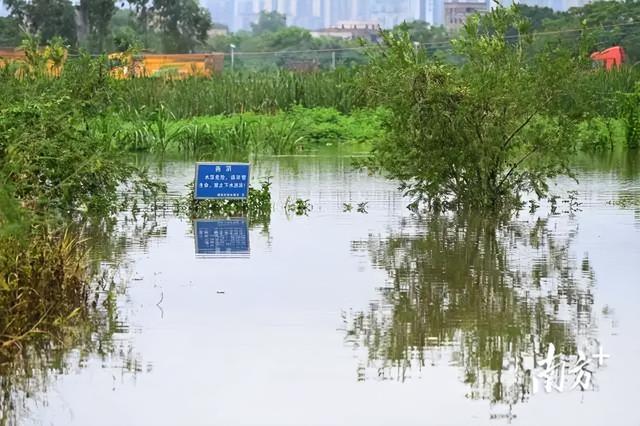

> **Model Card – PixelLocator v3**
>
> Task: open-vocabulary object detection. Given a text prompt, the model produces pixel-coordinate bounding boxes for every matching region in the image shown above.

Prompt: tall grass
[571,66,640,118]
[0,228,88,358]
[114,107,385,157]
[111,69,362,119]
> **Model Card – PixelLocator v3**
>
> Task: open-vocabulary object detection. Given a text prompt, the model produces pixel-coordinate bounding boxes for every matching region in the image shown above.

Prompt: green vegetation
[284,197,313,216]
[517,2,640,63]
[0,2,639,421]
[2,0,213,53]
[110,69,362,117]
[0,2,640,399]
[114,106,384,156]
[3,0,78,46]
[0,47,162,366]
[176,179,272,226]
[209,11,368,71]
[358,6,613,212]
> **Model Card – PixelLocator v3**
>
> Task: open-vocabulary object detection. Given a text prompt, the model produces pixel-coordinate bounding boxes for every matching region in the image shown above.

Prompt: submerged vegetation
[0,39,163,384]
[176,179,272,224]
[359,6,586,212]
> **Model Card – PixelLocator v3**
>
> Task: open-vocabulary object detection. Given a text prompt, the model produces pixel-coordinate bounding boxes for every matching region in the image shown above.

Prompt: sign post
[194,162,250,200]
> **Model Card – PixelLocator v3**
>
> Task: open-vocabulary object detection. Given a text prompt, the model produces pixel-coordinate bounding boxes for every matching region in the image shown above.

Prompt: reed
[115,106,383,157]
[111,69,362,119]
[0,227,89,360]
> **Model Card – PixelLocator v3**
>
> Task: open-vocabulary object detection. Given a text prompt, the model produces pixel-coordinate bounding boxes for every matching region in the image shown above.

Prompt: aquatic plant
[176,179,272,224]
[0,226,104,368]
[575,117,624,152]
[0,54,165,389]
[173,107,380,156]
[618,83,640,150]
[284,197,313,216]
[0,96,164,217]
[129,105,184,155]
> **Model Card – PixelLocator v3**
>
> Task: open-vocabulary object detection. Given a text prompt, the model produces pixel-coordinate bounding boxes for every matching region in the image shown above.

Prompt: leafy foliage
[0,16,22,46]
[359,6,582,212]
[251,11,287,36]
[535,0,640,63]
[177,179,272,225]
[618,82,640,149]
[113,106,383,157]
[110,69,362,118]
[128,0,212,53]
[3,0,77,45]
[78,0,118,52]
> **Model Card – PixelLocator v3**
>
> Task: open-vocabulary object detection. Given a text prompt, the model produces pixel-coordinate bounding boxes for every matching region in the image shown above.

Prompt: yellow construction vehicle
[108,52,225,79]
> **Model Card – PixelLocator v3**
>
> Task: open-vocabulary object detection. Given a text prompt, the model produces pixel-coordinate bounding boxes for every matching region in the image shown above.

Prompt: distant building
[208,28,229,37]
[311,20,380,42]
[289,0,324,29]
[433,0,445,26]
[210,0,584,31]
[444,0,487,29]
[205,0,603,32]
[369,0,413,28]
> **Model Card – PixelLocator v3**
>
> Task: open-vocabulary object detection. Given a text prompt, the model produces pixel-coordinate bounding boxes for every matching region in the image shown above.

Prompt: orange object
[590,46,625,70]
[109,53,225,79]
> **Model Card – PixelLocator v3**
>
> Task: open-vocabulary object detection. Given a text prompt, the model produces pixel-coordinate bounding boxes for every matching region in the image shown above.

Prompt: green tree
[359,6,581,212]
[251,10,286,35]
[78,0,117,52]
[2,0,77,45]
[0,16,22,47]
[393,20,449,52]
[152,0,211,53]
[110,8,161,52]
[127,0,211,52]
[533,1,640,63]
[514,4,558,30]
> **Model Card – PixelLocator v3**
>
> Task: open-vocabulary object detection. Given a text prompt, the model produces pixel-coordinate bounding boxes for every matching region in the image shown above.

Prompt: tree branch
[502,110,538,150]
[497,147,538,190]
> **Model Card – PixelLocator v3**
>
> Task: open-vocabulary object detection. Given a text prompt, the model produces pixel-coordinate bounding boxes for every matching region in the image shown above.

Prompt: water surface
[7,152,640,425]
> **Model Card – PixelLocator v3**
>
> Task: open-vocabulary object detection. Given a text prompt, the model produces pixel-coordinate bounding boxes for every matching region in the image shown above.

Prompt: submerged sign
[194,162,250,200]
[194,219,250,255]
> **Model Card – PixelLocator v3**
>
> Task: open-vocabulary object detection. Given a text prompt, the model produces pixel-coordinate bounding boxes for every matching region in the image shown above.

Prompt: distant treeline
[1,1,640,62]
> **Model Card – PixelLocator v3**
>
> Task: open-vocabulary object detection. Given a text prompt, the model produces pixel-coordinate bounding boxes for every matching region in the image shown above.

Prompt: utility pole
[230,44,236,71]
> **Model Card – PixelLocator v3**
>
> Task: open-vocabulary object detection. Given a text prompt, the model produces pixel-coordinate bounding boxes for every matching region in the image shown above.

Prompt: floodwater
[4,151,640,425]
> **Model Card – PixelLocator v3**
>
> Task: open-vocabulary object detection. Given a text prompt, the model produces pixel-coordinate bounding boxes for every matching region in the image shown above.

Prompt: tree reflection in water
[345,214,599,407]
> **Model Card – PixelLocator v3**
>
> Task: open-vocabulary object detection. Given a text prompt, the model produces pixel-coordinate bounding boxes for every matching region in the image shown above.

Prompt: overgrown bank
[0,56,163,365]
